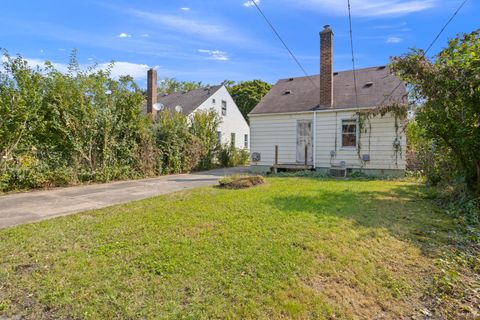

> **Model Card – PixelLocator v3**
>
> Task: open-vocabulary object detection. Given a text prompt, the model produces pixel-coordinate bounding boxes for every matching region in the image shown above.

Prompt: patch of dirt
[217,176,265,189]
[13,264,38,275]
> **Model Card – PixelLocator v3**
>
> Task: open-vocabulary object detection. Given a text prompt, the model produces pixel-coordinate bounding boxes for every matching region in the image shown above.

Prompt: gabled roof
[156,85,223,115]
[249,66,407,115]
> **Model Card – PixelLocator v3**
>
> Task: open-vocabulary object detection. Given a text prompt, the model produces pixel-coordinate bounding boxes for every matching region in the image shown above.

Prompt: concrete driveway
[0,167,250,229]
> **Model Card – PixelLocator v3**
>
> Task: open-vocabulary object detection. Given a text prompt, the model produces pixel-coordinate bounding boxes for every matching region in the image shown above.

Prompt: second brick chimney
[320,25,333,108]
[146,68,157,116]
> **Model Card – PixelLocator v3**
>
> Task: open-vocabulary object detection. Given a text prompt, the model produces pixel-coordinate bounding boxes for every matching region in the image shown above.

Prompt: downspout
[313,111,317,169]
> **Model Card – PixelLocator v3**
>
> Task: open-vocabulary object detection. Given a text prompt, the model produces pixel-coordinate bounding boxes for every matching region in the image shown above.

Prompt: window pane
[342,124,356,133]
[341,120,356,147]
[221,101,227,116]
[342,133,356,147]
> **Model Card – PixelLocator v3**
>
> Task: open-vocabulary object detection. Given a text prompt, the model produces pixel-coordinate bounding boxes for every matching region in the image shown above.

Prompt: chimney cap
[320,24,333,35]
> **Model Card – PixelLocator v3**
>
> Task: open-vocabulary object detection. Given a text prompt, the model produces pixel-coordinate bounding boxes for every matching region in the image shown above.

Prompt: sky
[0,0,478,88]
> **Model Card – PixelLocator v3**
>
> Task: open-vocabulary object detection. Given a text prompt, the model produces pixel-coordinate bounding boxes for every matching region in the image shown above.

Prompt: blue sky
[1,0,478,87]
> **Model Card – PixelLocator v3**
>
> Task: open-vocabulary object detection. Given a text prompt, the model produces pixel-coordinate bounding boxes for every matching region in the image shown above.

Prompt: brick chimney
[320,25,333,108]
[146,68,157,116]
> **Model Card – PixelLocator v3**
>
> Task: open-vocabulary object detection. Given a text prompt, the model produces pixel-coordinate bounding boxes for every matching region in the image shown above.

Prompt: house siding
[249,110,406,172]
[193,86,250,150]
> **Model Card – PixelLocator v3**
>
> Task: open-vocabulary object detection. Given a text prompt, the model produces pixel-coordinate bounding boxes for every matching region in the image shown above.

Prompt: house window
[231,132,236,147]
[244,134,248,149]
[221,100,227,116]
[217,131,222,143]
[342,120,357,147]
[212,98,216,104]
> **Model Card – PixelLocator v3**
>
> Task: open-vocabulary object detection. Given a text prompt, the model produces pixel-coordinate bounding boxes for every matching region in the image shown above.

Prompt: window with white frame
[230,132,236,147]
[217,131,222,143]
[244,134,248,148]
[212,98,216,104]
[341,119,357,147]
[221,100,227,116]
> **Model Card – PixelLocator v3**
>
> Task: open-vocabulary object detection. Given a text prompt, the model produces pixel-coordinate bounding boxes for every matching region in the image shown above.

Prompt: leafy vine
[356,103,408,167]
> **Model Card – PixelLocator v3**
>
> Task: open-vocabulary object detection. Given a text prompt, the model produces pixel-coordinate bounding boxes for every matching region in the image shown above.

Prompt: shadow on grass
[269,182,454,256]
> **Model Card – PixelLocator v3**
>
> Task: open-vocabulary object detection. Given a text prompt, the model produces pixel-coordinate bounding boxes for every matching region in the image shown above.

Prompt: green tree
[0,51,155,190]
[189,110,222,170]
[391,30,480,193]
[157,78,204,95]
[220,79,235,89]
[228,80,271,122]
[0,53,44,170]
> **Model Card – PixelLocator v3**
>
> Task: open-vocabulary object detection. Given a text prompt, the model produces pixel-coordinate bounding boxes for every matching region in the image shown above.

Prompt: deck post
[304,145,308,166]
[275,145,278,165]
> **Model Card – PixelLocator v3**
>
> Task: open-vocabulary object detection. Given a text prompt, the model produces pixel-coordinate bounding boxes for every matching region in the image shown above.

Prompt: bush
[218,144,249,168]
[183,136,204,173]
[189,110,221,170]
[433,182,480,225]
[0,51,154,190]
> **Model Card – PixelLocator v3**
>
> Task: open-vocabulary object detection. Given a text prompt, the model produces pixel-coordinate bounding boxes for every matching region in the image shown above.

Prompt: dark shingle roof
[249,66,406,115]
[156,85,222,115]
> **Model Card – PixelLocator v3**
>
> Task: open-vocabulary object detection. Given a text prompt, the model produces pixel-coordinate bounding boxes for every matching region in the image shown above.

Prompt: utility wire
[380,0,469,107]
[347,0,359,110]
[250,0,318,89]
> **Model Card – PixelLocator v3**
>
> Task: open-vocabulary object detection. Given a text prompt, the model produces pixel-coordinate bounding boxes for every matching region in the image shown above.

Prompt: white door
[296,120,313,164]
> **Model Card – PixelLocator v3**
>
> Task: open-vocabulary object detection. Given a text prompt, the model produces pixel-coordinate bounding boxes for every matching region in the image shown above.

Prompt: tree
[0,50,153,189]
[391,30,480,193]
[189,110,222,169]
[220,79,235,89]
[228,80,271,122]
[157,78,204,95]
[0,53,44,170]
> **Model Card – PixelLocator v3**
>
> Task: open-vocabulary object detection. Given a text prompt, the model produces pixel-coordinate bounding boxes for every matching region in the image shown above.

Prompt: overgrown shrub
[154,109,194,174]
[392,31,480,194]
[189,110,221,170]
[0,51,155,191]
[0,51,246,192]
[218,144,249,168]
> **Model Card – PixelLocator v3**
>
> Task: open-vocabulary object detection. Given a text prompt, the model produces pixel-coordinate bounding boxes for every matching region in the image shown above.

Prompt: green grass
[0,178,455,319]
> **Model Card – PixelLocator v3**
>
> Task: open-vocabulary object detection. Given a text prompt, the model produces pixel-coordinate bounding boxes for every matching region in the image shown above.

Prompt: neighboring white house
[145,70,250,150]
[248,25,407,177]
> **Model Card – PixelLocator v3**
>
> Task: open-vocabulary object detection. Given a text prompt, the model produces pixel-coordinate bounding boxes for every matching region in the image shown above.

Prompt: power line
[250,0,318,89]
[380,0,469,107]
[347,0,359,110]
[424,0,468,55]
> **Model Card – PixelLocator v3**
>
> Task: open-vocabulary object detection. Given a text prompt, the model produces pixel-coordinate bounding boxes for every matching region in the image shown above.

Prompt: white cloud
[198,49,229,61]
[118,32,132,38]
[140,33,149,37]
[39,49,44,53]
[243,0,260,7]
[101,61,153,79]
[287,0,436,16]
[386,36,402,43]
[180,7,190,11]
[21,58,154,80]
[24,58,69,72]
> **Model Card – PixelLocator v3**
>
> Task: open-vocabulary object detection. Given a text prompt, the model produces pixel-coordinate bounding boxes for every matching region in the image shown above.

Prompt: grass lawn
[0,178,455,319]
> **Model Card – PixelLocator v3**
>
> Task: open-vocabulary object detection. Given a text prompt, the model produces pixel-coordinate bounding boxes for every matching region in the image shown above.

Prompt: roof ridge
[278,65,390,82]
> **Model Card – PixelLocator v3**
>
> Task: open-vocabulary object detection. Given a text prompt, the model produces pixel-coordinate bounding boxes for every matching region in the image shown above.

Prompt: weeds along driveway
[0,167,250,229]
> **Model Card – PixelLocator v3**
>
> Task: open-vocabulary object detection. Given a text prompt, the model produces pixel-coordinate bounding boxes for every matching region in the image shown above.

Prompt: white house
[248,25,407,177]
[146,70,250,150]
